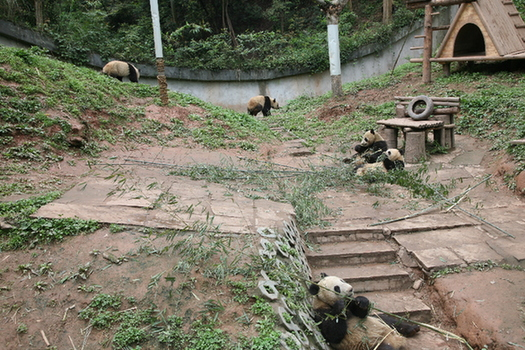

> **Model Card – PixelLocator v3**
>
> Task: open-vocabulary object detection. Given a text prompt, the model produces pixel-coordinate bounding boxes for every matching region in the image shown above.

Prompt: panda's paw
[333,299,346,314]
[354,145,367,153]
[350,296,370,318]
[377,314,420,337]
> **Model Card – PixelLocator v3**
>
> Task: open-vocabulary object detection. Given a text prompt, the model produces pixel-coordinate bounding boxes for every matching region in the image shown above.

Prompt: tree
[314,0,350,97]
[222,0,238,47]
[34,0,43,26]
[383,0,393,23]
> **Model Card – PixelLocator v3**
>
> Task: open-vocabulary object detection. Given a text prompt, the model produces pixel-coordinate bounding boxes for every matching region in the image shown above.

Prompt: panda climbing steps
[102,60,140,83]
[247,95,279,117]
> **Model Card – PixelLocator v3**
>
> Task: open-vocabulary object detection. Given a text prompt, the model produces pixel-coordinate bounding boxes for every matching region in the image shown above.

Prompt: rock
[515,170,525,196]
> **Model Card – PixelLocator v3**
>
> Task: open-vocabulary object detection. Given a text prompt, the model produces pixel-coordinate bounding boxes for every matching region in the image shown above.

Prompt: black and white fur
[354,129,388,164]
[309,274,419,350]
[356,148,405,176]
[102,60,140,83]
[247,95,279,116]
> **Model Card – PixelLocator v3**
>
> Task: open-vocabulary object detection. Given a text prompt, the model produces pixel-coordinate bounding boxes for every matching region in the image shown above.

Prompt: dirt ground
[1,71,525,349]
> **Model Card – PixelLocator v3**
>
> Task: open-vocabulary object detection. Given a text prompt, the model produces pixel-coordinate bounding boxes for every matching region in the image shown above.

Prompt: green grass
[0,192,100,250]
[0,46,276,167]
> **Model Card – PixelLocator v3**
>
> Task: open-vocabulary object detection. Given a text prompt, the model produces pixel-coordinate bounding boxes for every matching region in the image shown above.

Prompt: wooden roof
[435,0,525,59]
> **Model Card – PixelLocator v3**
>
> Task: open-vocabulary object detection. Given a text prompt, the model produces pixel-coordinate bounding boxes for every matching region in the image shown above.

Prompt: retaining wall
[0,8,456,112]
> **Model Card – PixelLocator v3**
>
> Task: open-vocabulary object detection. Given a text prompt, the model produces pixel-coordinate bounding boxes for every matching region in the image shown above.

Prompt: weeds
[430,261,523,281]
[16,323,28,334]
[0,192,99,250]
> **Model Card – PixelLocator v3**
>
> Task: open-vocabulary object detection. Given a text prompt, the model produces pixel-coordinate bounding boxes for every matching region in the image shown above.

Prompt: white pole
[149,0,163,58]
[327,24,341,76]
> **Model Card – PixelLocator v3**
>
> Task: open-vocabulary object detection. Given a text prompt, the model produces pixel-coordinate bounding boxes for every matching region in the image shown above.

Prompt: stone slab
[450,150,485,166]
[411,247,464,271]
[34,173,295,234]
[452,243,505,264]
[393,226,486,252]
[362,290,431,322]
[488,240,525,262]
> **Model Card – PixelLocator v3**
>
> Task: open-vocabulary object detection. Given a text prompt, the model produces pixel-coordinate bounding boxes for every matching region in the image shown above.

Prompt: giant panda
[354,129,388,164]
[309,274,419,350]
[102,60,140,83]
[247,95,279,116]
[356,148,405,176]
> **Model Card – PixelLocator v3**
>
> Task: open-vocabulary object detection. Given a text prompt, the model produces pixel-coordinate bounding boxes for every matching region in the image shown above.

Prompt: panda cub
[102,60,140,83]
[247,95,279,116]
[356,148,405,176]
[309,273,420,350]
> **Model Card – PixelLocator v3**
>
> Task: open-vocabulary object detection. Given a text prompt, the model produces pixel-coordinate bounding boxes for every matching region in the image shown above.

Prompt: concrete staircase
[306,225,432,323]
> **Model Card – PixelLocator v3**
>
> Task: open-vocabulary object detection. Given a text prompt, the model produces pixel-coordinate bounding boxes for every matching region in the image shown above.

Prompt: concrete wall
[140,24,427,113]
[0,7,456,112]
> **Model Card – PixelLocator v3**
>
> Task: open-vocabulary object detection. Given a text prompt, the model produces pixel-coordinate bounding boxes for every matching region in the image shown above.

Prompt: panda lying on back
[309,274,420,350]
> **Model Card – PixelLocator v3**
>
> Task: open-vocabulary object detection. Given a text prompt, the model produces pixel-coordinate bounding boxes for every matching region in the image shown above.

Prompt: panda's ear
[320,272,328,278]
[309,283,320,296]
[370,129,375,134]
[399,149,405,155]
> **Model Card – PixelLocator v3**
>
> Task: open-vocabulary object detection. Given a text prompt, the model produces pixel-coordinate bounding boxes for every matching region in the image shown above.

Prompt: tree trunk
[169,0,176,24]
[383,0,393,24]
[35,0,43,27]
[156,58,169,106]
[222,0,238,48]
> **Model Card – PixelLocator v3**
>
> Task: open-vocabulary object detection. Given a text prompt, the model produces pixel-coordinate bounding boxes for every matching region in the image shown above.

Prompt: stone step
[307,215,475,244]
[393,226,508,273]
[361,290,431,323]
[307,240,397,267]
[311,264,413,293]
[307,225,386,244]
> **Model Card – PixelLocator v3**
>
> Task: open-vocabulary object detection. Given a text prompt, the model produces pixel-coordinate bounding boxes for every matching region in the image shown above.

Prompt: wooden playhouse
[408,0,525,82]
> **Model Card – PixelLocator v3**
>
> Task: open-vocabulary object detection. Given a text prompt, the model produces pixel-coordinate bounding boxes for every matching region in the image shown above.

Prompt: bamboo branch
[40,330,50,346]
[370,175,492,226]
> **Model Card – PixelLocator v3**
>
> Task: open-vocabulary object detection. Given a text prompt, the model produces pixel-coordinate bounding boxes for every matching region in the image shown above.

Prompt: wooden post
[442,63,451,76]
[395,104,406,118]
[150,0,169,106]
[422,4,433,83]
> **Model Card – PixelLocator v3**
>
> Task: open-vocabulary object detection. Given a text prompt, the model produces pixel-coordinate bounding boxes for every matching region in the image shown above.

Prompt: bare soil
[1,70,524,350]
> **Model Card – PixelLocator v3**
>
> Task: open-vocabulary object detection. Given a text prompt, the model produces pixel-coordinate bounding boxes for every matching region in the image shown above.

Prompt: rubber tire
[408,95,434,120]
